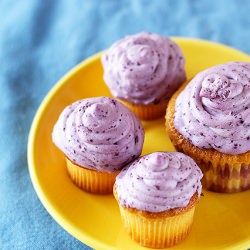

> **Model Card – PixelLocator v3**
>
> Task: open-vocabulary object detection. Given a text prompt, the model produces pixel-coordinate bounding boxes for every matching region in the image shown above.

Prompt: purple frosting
[101,32,186,105]
[52,97,144,173]
[115,152,203,212]
[174,62,250,155]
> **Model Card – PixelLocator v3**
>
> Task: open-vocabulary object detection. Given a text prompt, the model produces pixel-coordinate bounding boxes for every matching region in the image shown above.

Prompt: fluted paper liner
[114,186,198,248]
[119,99,168,120]
[66,158,119,194]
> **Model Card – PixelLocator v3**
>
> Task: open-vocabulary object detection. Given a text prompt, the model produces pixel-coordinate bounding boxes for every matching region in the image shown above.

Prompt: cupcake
[114,152,203,248]
[52,96,144,194]
[101,32,186,120]
[166,62,250,193]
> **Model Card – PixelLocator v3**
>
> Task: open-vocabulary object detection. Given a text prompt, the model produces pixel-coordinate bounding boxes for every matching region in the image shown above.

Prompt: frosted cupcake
[52,97,144,194]
[114,152,203,248]
[166,62,250,193]
[101,32,186,120]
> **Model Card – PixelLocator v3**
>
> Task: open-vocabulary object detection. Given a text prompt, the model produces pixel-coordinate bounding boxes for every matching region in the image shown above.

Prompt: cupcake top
[174,62,250,155]
[52,97,144,173]
[101,32,186,105]
[115,152,203,213]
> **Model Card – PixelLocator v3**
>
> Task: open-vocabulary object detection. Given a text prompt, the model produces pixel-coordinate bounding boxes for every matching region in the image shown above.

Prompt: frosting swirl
[101,32,186,105]
[115,152,202,212]
[52,97,144,173]
[174,62,250,155]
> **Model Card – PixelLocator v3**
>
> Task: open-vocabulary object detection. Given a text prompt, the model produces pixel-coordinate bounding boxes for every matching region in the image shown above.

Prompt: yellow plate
[28,38,250,250]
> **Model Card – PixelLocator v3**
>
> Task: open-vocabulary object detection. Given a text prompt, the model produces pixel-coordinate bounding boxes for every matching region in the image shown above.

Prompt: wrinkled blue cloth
[0,0,250,249]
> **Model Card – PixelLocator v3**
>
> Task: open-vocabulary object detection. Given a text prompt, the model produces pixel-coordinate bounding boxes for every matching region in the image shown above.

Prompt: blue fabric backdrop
[1,0,250,249]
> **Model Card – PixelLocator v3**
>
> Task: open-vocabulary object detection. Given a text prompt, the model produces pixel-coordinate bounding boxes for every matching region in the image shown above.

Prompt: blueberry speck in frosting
[134,136,138,144]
